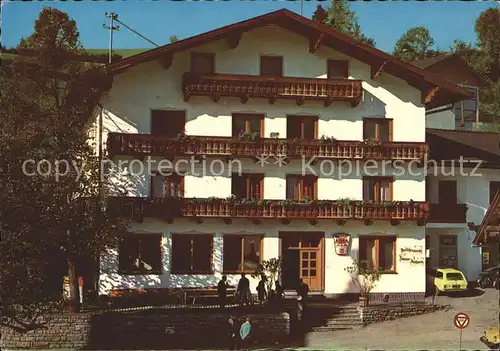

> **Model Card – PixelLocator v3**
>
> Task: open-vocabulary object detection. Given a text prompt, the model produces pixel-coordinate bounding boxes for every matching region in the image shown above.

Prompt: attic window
[260,56,283,76]
[191,53,215,75]
[327,60,348,79]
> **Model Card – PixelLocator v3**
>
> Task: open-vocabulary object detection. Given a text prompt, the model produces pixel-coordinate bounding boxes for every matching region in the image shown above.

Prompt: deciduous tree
[0,8,127,331]
[394,27,435,61]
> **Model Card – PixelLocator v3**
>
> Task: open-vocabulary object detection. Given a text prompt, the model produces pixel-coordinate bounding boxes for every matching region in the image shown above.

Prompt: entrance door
[300,250,321,291]
[280,232,324,291]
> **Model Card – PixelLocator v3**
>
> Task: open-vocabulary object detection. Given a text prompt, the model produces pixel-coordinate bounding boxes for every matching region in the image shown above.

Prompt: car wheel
[479,279,488,289]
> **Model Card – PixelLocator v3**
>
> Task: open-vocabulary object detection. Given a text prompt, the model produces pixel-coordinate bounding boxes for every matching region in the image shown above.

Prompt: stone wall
[359,304,449,325]
[1,313,93,349]
[1,310,290,350]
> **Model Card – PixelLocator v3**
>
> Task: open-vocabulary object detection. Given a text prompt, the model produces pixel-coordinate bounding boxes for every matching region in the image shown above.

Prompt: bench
[182,286,237,305]
[106,288,184,307]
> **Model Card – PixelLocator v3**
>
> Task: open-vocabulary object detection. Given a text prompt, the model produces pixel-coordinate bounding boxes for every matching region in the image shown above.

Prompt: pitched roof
[412,54,487,87]
[473,190,500,245]
[412,54,455,69]
[105,9,470,109]
[426,128,500,162]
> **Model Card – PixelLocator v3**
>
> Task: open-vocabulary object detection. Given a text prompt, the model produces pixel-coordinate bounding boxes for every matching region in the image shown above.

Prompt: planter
[359,295,369,307]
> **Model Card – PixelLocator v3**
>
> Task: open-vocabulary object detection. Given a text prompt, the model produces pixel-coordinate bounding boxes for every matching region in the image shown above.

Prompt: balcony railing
[181,73,363,106]
[108,197,429,221]
[427,203,467,223]
[107,133,428,161]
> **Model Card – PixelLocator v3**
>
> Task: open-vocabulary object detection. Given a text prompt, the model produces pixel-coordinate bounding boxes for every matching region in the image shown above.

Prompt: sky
[1,1,498,54]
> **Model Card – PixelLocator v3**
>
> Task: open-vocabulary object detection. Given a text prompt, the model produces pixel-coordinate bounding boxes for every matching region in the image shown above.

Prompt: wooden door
[300,249,321,291]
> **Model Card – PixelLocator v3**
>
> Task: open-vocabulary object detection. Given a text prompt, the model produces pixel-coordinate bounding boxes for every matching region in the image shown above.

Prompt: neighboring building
[96,9,470,301]
[413,54,487,131]
[412,55,499,281]
[473,190,500,270]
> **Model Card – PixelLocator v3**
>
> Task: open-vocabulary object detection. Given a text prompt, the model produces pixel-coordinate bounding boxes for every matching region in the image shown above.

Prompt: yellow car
[480,326,500,349]
[434,268,468,295]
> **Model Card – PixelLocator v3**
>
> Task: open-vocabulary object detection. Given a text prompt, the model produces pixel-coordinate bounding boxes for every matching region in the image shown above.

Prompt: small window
[327,60,348,79]
[223,235,263,273]
[287,116,318,140]
[490,181,500,203]
[118,234,162,274]
[436,271,443,279]
[232,114,264,137]
[363,177,392,201]
[151,110,186,137]
[446,273,464,280]
[286,175,317,200]
[232,174,264,200]
[151,174,184,198]
[260,56,283,76]
[191,53,215,75]
[363,118,392,141]
[171,234,213,274]
[454,87,477,131]
[359,236,396,273]
[438,180,457,204]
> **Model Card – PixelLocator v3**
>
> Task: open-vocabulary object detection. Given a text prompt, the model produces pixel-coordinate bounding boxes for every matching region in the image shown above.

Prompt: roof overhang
[105,9,471,109]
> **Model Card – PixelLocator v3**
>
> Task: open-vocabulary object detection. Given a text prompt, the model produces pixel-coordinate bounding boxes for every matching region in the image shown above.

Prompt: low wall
[1,310,290,350]
[359,304,449,325]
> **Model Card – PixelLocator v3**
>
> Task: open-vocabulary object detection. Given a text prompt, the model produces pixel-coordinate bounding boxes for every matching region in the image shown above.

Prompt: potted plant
[252,257,282,303]
[345,259,383,307]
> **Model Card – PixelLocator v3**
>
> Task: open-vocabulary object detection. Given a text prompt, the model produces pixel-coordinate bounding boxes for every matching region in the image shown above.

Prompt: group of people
[218,273,288,307]
[228,315,252,350]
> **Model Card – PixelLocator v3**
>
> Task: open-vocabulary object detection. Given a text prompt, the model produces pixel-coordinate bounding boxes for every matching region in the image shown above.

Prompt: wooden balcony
[181,73,363,107]
[107,133,428,162]
[427,203,467,223]
[108,197,429,222]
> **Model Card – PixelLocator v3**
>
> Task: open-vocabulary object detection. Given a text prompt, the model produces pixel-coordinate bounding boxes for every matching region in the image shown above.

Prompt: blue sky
[2,1,498,53]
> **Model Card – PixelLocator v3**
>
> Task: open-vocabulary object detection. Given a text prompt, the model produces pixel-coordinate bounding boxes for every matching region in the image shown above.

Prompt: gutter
[426,103,454,115]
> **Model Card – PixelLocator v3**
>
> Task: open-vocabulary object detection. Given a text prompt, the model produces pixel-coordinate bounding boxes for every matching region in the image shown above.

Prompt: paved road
[283,288,499,350]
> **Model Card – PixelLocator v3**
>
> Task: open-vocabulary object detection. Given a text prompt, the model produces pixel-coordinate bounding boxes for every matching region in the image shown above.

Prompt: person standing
[237,273,251,306]
[256,275,267,304]
[296,279,309,307]
[217,275,228,309]
[239,316,252,350]
[228,315,239,350]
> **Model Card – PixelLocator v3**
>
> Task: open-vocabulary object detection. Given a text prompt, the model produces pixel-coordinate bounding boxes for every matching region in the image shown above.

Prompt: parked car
[434,268,468,295]
[480,324,500,350]
[477,265,500,289]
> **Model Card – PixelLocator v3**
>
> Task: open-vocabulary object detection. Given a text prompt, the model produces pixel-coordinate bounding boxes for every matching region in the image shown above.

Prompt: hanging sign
[333,233,351,255]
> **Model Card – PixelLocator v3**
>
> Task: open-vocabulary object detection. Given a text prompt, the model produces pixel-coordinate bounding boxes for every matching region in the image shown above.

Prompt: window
[286,175,317,200]
[118,234,162,274]
[260,56,283,76]
[232,174,264,199]
[363,177,392,201]
[287,116,318,140]
[359,236,396,273]
[363,118,392,141]
[436,271,443,279]
[151,174,184,198]
[446,273,464,280]
[223,235,263,273]
[151,110,186,137]
[171,234,213,274]
[327,60,349,79]
[454,87,478,131]
[191,53,215,75]
[490,181,500,203]
[232,114,264,137]
[438,180,457,204]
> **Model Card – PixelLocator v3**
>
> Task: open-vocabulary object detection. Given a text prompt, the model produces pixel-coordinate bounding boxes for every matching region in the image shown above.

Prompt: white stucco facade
[97,24,433,298]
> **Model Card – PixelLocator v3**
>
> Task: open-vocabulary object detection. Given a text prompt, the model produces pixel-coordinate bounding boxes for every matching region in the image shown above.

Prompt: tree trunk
[67,260,80,312]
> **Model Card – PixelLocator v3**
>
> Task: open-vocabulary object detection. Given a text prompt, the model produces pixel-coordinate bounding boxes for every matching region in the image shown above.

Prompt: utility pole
[300,0,303,16]
[103,12,119,64]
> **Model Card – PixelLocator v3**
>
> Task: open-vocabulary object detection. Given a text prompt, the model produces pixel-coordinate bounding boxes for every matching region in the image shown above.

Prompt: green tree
[394,27,435,61]
[476,121,500,133]
[1,8,127,330]
[312,1,375,46]
[169,35,179,43]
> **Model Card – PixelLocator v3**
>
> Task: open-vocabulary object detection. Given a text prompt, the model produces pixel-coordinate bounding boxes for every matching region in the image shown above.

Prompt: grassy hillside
[84,48,149,57]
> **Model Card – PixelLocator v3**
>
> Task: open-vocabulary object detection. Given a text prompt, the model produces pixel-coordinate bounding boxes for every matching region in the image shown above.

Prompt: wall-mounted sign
[333,233,351,255]
[440,236,457,246]
[399,246,424,264]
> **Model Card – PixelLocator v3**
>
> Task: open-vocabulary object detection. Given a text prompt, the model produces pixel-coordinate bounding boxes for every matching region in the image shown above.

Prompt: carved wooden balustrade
[181,73,363,106]
[107,133,428,161]
[108,197,429,221]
